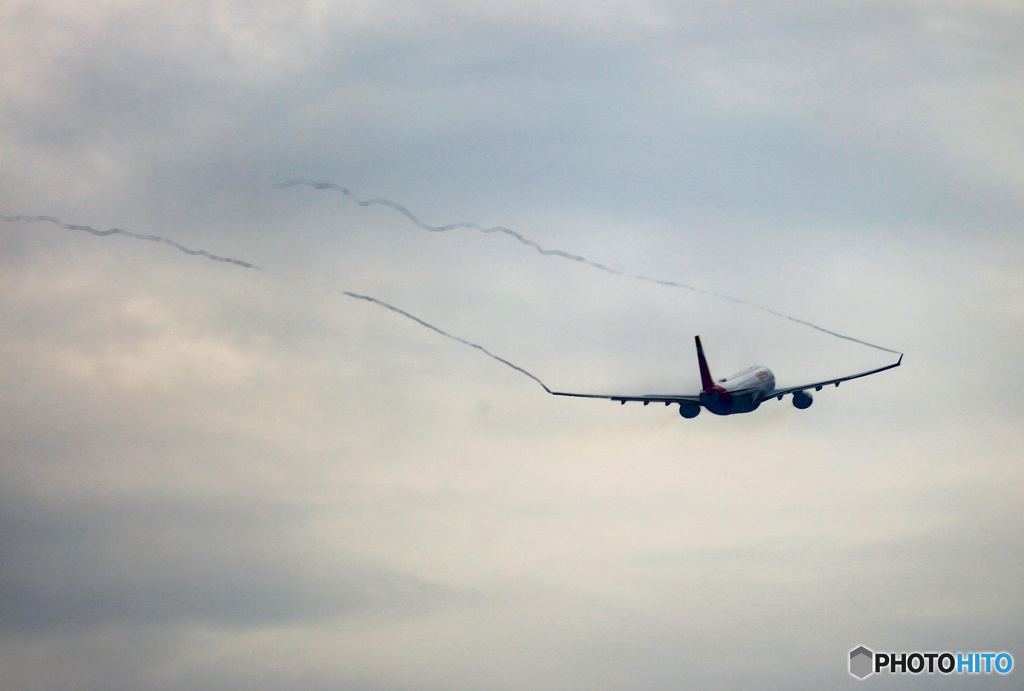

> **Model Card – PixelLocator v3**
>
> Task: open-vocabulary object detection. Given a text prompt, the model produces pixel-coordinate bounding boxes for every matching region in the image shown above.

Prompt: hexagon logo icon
[850,646,874,679]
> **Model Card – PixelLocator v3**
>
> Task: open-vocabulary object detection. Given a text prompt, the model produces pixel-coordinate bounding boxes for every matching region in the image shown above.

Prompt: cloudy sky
[2,1,1022,688]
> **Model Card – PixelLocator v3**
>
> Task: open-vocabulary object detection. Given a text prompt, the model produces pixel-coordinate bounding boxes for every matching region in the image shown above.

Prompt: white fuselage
[699,365,776,415]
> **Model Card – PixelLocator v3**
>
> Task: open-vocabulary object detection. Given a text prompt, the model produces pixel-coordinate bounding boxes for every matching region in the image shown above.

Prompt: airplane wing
[548,391,702,406]
[766,354,902,401]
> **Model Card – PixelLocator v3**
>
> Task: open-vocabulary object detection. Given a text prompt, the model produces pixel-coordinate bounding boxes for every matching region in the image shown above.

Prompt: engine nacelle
[792,391,814,409]
[678,402,701,419]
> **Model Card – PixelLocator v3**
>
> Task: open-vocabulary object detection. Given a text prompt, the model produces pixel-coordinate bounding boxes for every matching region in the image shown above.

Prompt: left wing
[549,391,702,406]
[766,354,902,401]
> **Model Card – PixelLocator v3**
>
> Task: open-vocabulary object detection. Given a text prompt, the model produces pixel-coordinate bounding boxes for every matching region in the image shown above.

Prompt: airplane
[549,336,902,418]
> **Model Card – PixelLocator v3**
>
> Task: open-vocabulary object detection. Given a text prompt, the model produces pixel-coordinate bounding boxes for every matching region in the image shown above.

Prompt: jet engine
[678,402,701,418]
[792,391,814,409]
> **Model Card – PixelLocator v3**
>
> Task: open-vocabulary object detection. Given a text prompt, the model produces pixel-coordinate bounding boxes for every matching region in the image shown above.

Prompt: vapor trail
[272,179,621,270]
[340,291,552,393]
[3,212,553,392]
[275,179,900,355]
[0,214,261,270]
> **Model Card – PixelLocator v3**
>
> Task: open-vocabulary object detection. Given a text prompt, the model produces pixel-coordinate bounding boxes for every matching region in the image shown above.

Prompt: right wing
[766,354,903,400]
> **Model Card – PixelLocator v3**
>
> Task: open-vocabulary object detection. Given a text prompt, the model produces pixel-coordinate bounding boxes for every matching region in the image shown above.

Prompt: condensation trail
[274,179,901,355]
[0,214,261,270]
[340,291,552,393]
[2,212,554,392]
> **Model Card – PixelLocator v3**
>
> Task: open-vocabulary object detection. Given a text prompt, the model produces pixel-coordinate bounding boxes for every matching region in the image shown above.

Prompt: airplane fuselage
[699,365,776,415]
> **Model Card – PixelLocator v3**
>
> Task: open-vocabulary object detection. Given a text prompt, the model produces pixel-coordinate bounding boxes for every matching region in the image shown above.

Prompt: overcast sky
[1,1,1022,688]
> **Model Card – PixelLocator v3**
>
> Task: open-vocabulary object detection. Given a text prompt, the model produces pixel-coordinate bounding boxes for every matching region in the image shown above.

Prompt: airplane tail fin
[695,335,715,393]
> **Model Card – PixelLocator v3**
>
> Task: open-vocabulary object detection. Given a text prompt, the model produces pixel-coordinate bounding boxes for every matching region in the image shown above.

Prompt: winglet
[695,335,715,393]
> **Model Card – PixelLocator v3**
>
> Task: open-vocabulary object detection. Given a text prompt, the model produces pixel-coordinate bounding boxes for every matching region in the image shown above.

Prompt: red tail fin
[695,335,714,392]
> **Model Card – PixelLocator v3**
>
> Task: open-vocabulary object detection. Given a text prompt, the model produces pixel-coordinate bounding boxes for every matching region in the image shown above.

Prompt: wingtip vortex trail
[274,179,901,355]
[2,214,262,270]
[3,211,553,392]
[341,290,553,393]
[6,195,900,393]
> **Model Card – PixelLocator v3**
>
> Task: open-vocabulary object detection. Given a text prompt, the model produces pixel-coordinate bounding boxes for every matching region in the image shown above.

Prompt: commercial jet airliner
[550,336,902,418]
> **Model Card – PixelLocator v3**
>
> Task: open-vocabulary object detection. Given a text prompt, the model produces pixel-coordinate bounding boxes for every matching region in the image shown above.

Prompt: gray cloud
[1,0,1022,688]
[0,491,467,634]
